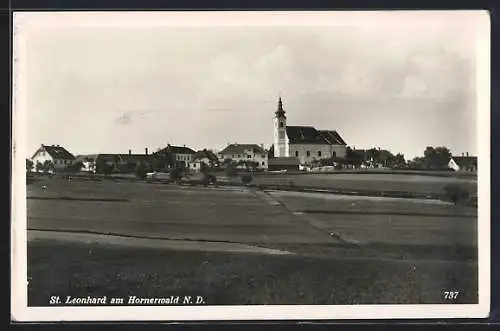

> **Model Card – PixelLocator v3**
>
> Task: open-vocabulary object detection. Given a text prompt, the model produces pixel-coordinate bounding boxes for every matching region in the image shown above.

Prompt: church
[271,97,347,165]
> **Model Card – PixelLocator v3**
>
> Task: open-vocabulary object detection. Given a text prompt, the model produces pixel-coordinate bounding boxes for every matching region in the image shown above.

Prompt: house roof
[75,154,98,162]
[219,144,266,155]
[156,145,195,155]
[451,156,477,167]
[285,126,346,145]
[193,150,219,162]
[38,145,75,160]
[96,154,161,164]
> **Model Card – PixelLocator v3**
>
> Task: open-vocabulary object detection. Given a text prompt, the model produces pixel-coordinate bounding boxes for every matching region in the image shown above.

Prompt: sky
[15,11,488,160]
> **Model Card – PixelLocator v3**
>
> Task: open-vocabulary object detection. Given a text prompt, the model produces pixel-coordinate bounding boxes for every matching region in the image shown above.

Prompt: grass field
[26,174,479,306]
[28,239,478,306]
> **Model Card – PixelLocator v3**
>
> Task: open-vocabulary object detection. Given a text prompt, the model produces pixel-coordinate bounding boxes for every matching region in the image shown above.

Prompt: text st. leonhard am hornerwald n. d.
[49,295,206,305]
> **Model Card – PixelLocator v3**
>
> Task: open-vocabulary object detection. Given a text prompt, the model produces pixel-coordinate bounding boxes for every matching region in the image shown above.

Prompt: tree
[393,153,407,169]
[35,161,43,173]
[134,162,148,180]
[224,160,238,178]
[346,148,363,168]
[26,159,33,173]
[42,160,55,174]
[96,160,113,175]
[423,146,452,170]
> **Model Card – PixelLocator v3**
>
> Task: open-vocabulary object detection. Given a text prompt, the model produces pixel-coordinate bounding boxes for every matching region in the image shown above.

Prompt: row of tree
[26,159,85,174]
[407,146,452,170]
[310,146,453,170]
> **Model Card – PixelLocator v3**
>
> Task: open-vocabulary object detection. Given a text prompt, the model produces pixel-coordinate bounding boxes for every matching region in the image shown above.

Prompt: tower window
[295,151,299,157]
[318,151,322,157]
[306,151,310,157]
[279,122,284,128]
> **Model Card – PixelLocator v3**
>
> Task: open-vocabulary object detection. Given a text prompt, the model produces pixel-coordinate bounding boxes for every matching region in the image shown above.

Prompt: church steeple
[275,96,286,117]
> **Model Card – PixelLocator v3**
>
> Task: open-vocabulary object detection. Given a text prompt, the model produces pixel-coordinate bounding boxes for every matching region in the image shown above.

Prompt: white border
[11,10,491,322]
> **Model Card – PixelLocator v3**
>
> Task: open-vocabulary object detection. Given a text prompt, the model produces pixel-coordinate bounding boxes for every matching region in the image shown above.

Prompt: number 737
[444,291,460,300]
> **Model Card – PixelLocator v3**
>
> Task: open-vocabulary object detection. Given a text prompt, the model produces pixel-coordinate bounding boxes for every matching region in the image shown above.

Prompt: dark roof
[318,130,347,145]
[219,144,266,155]
[451,156,477,167]
[193,150,219,162]
[76,154,98,162]
[156,145,195,155]
[38,145,75,160]
[275,97,286,117]
[285,126,346,145]
[96,154,160,163]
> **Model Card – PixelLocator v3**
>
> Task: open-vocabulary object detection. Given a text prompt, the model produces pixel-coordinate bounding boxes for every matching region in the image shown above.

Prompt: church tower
[273,96,289,157]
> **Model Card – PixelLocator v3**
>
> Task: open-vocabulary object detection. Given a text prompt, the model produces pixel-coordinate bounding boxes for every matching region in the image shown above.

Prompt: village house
[155,144,195,167]
[189,149,219,172]
[270,97,347,166]
[95,148,167,173]
[30,144,76,172]
[448,153,477,172]
[218,143,268,169]
[75,154,98,173]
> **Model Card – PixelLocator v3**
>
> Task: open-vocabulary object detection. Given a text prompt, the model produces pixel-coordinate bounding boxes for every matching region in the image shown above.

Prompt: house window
[318,151,322,157]
[64,160,67,165]
[306,151,310,157]
[238,155,241,158]
[295,151,299,157]
[247,155,251,159]
[332,151,336,158]
[262,161,265,166]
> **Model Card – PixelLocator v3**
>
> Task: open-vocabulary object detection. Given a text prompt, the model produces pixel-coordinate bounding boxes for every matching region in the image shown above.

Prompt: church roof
[275,97,286,117]
[318,130,346,145]
[286,126,346,145]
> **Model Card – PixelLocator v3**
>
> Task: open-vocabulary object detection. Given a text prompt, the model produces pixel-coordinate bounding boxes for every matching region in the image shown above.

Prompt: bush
[443,184,470,205]
[134,165,148,180]
[241,174,253,185]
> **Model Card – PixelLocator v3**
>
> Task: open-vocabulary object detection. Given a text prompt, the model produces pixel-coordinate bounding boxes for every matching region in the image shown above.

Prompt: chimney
[128,149,131,155]
[145,147,148,155]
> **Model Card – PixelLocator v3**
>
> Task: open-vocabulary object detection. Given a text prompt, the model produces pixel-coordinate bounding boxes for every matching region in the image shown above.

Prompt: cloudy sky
[15,11,487,159]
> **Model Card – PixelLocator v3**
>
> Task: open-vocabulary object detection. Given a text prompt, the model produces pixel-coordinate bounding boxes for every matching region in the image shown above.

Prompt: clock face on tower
[279,131,285,139]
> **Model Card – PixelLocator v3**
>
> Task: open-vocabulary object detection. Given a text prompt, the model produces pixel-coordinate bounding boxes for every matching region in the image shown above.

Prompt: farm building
[271,96,347,165]
[96,148,170,173]
[189,149,219,172]
[217,143,268,169]
[30,144,76,172]
[448,154,477,172]
[155,144,195,167]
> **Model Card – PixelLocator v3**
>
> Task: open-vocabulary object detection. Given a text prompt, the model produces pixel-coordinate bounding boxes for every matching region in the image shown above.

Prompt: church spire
[275,95,286,117]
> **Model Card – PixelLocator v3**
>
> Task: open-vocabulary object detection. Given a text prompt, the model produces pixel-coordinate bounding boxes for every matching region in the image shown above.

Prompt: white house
[156,144,196,167]
[189,149,219,172]
[75,154,98,173]
[448,154,477,172]
[31,144,76,172]
[218,143,268,169]
[272,97,347,165]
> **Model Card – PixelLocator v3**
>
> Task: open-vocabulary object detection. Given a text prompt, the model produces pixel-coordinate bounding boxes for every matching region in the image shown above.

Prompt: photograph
[11,10,490,321]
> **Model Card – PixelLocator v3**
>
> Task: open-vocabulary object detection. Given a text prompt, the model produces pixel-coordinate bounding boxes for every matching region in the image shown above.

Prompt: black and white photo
[11,10,490,321]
